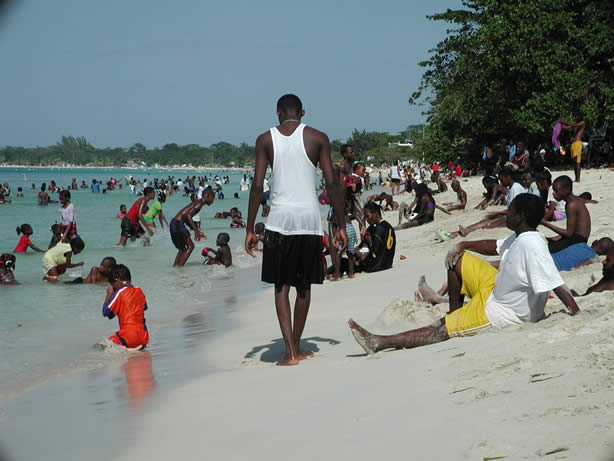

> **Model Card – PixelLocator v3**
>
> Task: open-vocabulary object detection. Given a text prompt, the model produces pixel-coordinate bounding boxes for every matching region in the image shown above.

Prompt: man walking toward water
[245,94,347,366]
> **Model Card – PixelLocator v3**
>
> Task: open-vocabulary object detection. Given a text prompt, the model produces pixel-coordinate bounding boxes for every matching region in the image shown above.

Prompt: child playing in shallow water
[102,264,149,350]
[66,256,117,284]
[202,232,232,267]
[42,237,85,283]
[0,253,18,285]
[14,224,45,253]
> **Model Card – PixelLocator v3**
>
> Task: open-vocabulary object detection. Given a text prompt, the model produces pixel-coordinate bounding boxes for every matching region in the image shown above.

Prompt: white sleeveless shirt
[265,123,323,236]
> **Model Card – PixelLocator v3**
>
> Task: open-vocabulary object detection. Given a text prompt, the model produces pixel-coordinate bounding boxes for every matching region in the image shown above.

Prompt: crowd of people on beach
[2,95,613,368]
[1,168,261,350]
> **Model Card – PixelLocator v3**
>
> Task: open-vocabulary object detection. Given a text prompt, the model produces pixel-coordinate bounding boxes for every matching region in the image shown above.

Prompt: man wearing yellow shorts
[561,119,585,183]
[348,194,580,355]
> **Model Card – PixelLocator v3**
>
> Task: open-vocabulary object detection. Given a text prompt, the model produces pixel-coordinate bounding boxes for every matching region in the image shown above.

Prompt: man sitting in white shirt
[349,193,579,355]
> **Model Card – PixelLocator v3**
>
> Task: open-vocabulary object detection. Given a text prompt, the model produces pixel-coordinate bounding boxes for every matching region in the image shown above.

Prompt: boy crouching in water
[202,232,232,267]
[102,264,149,350]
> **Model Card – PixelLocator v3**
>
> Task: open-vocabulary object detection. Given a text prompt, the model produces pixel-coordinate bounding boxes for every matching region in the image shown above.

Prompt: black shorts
[170,218,190,252]
[262,230,324,287]
[391,178,401,183]
[121,216,144,238]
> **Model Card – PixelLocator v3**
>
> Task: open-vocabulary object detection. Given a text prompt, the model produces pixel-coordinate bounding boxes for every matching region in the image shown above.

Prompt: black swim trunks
[170,218,190,252]
[548,233,588,254]
[262,230,324,287]
[121,216,144,238]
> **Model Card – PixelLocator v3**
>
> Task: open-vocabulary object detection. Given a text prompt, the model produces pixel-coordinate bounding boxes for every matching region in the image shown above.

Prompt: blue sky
[0,0,459,148]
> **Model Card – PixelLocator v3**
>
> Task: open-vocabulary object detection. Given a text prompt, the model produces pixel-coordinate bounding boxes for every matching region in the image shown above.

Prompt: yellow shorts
[571,140,582,163]
[444,252,497,337]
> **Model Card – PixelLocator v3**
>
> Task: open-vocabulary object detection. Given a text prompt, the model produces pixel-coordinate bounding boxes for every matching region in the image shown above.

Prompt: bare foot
[295,349,314,361]
[418,275,447,305]
[348,318,379,355]
[277,355,300,366]
[458,225,469,237]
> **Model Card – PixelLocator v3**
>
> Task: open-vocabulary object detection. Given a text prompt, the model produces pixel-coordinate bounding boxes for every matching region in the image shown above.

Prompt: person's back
[266,123,322,236]
[363,219,396,273]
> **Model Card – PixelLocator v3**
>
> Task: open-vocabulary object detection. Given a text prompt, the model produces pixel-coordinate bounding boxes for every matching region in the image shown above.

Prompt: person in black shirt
[356,202,396,273]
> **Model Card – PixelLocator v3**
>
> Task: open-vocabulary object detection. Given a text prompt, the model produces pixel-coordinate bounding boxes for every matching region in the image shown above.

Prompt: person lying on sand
[572,248,614,296]
[349,194,579,355]
[591,237,614,256]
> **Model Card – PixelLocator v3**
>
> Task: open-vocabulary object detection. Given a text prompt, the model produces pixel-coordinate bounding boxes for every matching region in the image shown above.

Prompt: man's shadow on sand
[244,336,340,363]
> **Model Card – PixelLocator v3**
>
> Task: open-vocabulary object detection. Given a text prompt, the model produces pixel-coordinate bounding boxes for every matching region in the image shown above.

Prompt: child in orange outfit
[102,264,149,349]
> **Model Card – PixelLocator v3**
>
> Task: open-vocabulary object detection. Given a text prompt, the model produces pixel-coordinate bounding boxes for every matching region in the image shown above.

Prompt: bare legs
[348,318,449,354]
[574,161,581,183]
[173,236,194,267]
[274,283,313,366]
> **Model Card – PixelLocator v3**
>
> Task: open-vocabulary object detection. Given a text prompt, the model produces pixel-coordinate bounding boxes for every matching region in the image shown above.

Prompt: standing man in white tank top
[245,94,347,366]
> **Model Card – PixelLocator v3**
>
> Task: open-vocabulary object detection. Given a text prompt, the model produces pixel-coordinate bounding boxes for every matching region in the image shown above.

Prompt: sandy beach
[108,168,614,461]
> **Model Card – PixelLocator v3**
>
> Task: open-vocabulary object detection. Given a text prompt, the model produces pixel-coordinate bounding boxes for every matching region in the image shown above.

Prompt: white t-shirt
[485,232,564,328]
[505,182,525,208]
[528,182,540,197]
[59,203,76,225]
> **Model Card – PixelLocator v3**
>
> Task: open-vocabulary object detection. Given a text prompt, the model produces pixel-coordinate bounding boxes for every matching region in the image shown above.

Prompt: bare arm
[28,241,45,252]
[319,133,347,252]
[540,202,576,238]
[64,252,84,268]
[245,133,269,256]
[552,284,579,315]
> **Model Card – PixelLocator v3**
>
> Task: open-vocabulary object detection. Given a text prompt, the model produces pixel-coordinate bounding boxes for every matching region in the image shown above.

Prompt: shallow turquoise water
[0,167,262,398]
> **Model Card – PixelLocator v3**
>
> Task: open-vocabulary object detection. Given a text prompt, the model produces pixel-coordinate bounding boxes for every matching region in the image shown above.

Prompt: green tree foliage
[410,0,614,161]
[0,138,256,167]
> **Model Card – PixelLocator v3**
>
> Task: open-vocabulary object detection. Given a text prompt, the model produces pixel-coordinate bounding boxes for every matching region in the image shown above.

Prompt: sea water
[0,167,264,400]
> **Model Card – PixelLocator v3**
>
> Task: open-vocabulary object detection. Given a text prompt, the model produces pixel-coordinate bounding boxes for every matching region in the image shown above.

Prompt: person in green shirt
[143,192,169,233]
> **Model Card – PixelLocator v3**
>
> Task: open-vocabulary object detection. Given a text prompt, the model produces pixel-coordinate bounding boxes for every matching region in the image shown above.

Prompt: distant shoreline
[0,164,253,172]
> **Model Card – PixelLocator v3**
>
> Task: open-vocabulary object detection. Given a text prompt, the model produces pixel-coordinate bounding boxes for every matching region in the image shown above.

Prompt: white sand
[115,168,614,461]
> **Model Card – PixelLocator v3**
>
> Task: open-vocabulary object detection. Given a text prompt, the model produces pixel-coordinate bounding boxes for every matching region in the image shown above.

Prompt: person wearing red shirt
[102,264,149,350]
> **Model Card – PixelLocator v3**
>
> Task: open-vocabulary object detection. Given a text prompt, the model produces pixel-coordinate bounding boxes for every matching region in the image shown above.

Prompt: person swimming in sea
[65,256,117,284]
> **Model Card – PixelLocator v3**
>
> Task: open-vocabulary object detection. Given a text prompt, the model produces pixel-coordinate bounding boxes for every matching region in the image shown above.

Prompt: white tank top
[265,123,323,236]
[390,164,400,180]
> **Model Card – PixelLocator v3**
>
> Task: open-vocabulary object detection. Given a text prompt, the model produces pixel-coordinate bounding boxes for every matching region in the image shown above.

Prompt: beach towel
[551,242,596,272]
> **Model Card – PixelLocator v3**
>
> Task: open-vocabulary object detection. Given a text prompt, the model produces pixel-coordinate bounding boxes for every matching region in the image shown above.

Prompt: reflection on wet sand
[121,351,155,410]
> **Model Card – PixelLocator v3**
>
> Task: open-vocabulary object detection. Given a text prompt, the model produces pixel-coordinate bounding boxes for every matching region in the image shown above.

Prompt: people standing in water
[14,224,45,253]
[58,190,77,241]
[118,187,155,246]
[38,183,53,205]
[117,204,127,219]
[245,94,347,366]
[143,192,169,233]
[170,187,215,267]
[102,264,149,350]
